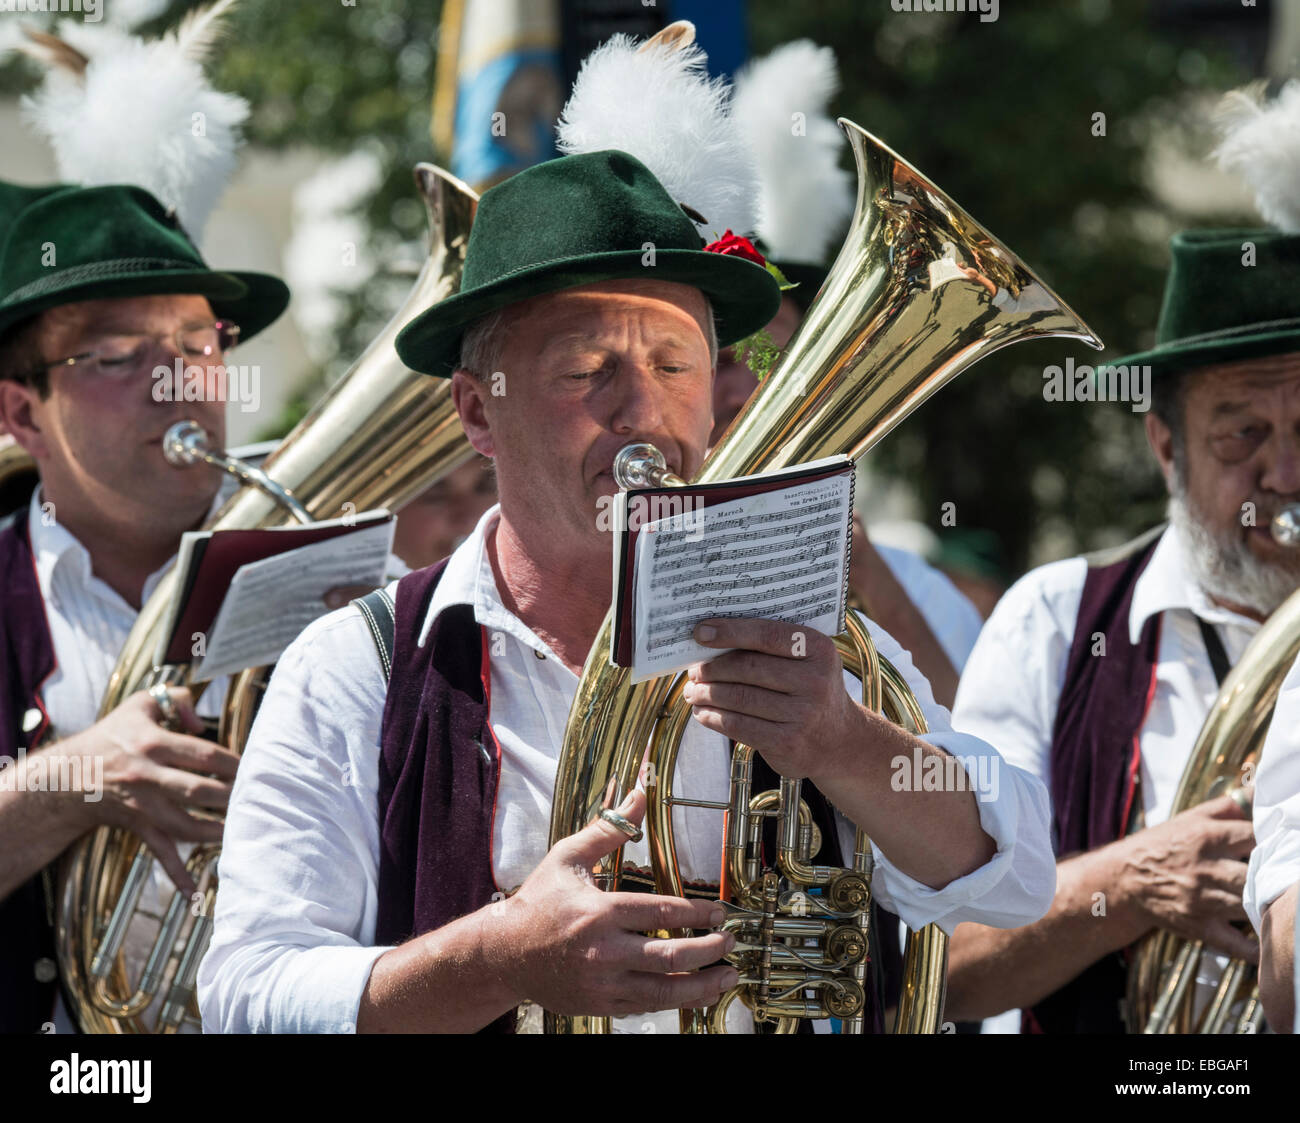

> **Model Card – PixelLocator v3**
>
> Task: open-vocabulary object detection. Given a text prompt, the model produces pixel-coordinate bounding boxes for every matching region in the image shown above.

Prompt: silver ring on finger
[149,683,180,731]
[600,809,644,843]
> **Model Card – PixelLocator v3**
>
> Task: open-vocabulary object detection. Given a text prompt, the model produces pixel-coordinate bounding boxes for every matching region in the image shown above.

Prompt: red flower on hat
[703,230,766,267]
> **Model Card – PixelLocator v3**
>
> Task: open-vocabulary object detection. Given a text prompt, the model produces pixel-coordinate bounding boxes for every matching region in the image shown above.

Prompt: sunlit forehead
[50,294,218,345]
[528,282,710,350]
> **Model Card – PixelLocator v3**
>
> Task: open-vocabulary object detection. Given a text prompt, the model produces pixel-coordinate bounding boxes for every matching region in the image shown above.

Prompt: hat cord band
[1159,316,1300,349]
[0,257,204,307]
[481,242,717,286]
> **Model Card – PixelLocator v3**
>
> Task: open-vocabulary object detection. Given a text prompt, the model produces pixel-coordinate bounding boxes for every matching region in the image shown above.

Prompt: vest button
[534,649,546,660]
[22,708,43,733]
[34,957,57,983]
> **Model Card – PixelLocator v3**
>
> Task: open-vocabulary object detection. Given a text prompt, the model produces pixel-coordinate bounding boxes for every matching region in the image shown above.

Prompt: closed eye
[1210,424,1269,463]
[99,349,145,368]
[91,341,152,370]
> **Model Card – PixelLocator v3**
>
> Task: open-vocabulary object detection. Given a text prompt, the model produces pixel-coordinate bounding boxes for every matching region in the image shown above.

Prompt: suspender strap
[1196,618,1231,689]
[354,588,396,682]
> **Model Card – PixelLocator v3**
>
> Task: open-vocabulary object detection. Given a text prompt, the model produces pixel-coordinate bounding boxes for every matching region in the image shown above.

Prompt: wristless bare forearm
[0,752,92,903]
[355,906,521,1033]
[944,842,1150,1021]
[811,718,994,889]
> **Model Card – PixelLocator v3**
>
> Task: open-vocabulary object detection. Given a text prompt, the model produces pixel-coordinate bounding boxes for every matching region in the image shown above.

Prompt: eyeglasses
[33,320,241,380]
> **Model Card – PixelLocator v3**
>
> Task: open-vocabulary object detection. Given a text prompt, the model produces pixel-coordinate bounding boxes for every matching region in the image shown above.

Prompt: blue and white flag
[437,0,564,191]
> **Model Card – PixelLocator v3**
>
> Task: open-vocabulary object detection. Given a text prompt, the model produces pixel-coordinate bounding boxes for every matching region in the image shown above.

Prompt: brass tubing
[1197,958,1249,1035]
[1145,941,1203,1034]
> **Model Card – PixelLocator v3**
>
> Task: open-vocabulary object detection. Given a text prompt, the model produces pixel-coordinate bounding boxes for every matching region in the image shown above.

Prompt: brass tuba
[547,120,1103,1034]
[53,163,479,1033]
[1128,504,1300,1034]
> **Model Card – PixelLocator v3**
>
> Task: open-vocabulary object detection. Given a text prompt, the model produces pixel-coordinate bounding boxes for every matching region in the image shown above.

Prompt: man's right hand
[1117,793,1258,962]
[488,790,739,1018]
[57,686,237,894]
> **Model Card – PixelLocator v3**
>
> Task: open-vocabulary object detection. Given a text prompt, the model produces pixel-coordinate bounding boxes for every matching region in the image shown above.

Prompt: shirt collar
[28,484,220,610]
[416,503,556,659]
[1128,526,1262,644]
[28,485,91,597]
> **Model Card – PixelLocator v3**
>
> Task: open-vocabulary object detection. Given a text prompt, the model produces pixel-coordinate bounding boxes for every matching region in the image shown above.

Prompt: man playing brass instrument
[0,180,291,1033]
[199,135,1056,1033]
[947,228,1300,1032]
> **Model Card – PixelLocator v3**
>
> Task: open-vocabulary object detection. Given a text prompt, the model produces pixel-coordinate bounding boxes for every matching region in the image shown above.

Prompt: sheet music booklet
[610,456,855,682]
[155,509,395,681]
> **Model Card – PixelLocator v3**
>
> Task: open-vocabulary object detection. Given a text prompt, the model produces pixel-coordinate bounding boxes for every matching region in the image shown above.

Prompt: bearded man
[947,229,1300,1032]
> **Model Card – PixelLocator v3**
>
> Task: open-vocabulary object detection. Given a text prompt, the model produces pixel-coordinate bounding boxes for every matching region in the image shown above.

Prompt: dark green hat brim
[0,264,289,343]
[0,184,289,343]
[1107,319,1300,380]
[1108,227,1300,378]
[395,248,780,378]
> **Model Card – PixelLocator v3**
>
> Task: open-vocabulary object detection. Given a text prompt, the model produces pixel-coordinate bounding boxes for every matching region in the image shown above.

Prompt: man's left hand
[684,618,859,781]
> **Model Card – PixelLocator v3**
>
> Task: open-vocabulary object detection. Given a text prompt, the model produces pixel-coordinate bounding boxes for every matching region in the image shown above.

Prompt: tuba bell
[1128,502,1300,1034]
[53,163,480,1033]
[547,120,1103,1034]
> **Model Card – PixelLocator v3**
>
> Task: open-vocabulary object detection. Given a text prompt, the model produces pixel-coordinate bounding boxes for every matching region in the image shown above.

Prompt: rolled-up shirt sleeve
[1245,653,1300,934]
[198,608,392,1034]
[836,614,1057,934]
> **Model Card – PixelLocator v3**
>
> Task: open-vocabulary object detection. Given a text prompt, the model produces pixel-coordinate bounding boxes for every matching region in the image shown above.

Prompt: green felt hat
[0,183,289,342]
[394,150,782,378]
[0,181,69,248]
[1109,229,1300,377]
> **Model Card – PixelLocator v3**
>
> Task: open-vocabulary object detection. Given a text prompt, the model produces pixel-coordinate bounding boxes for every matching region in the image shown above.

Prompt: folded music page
[611,456,855,682]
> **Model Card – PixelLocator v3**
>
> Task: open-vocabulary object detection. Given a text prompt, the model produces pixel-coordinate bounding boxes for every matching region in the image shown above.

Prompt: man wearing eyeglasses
[0,181,290,1032]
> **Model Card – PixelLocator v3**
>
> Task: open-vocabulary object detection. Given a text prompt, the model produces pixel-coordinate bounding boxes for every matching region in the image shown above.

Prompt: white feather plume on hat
[14,0,248,241]
[555,21,758,242]
[1213,80,1300,234]
[732,40,853,266]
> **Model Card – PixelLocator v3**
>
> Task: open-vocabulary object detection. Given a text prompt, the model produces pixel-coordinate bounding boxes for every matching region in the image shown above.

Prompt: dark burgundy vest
[373,562,885,1033]
[0,503,62,1033]
[1024,526,1164,1034]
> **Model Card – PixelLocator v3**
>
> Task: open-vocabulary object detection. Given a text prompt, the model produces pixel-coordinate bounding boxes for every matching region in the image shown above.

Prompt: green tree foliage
[752,1,1252,571]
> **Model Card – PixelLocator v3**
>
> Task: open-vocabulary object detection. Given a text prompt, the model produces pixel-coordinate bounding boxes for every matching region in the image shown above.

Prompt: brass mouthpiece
[1271,504,1300,547]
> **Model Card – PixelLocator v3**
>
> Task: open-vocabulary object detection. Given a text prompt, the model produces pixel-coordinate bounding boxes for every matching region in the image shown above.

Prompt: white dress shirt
[23,481,405,1033]
[1244,651,1300,1032]
[952,526,1261,1029]
[1245,653,1300,933]
[26,486,219,1034]
[199,504,1056,1034]
[876,543,984,672]
[29,487,196,738]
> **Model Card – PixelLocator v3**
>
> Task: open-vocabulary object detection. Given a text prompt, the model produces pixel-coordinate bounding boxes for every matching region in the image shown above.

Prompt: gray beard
[1167,479,1300,619]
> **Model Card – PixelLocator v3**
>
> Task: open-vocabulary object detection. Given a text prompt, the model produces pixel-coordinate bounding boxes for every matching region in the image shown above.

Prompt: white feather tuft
[556,28,758,240]
[175,0,240,64]
[18,9,248,241]
[732,40,852,265]
[1213,80,1300,234]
